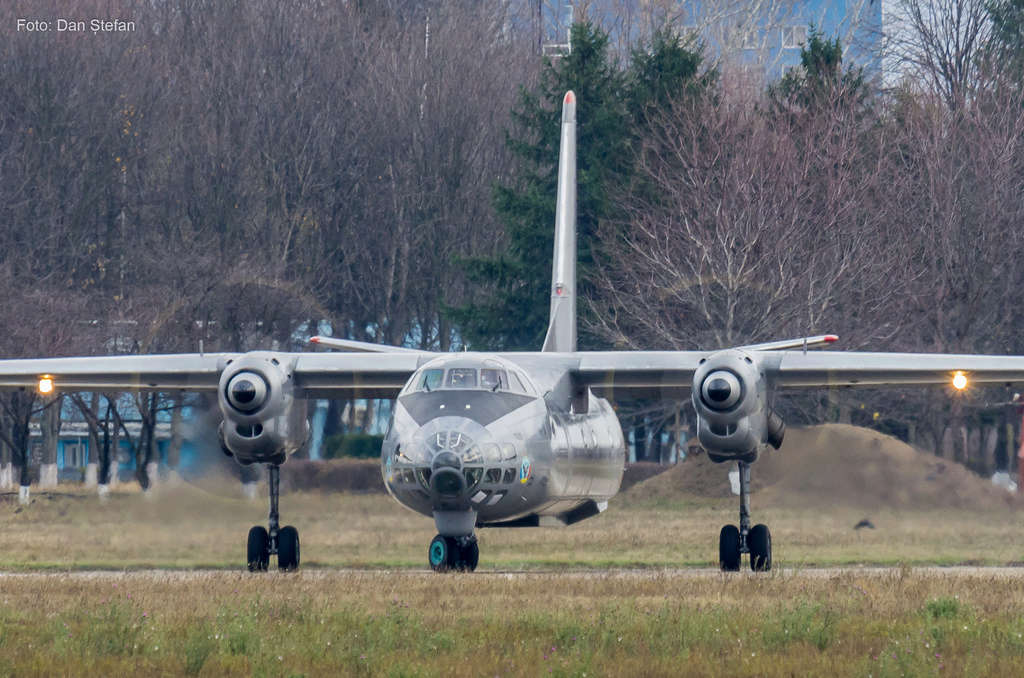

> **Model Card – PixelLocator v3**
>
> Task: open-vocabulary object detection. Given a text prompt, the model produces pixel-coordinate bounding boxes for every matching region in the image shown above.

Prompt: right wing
[0,352,432,399]
[309,336,429,354]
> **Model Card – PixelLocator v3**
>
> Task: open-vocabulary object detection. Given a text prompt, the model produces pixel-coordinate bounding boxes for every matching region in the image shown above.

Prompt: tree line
[1,0,1023,488]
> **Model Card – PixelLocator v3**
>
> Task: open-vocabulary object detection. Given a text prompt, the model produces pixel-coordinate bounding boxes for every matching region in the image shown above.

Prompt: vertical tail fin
[541,91,577,353]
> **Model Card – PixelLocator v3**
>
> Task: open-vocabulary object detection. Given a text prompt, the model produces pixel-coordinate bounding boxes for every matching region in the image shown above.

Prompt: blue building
[543,0,883,82]
[29,420,201,482]
[677,0,883,81]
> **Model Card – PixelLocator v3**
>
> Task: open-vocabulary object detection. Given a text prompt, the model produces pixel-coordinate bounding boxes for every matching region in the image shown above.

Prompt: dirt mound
[628,424,1023,511]
[621,462,673,492]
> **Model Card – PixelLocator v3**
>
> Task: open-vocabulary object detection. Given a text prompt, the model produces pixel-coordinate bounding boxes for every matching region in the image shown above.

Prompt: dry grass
[1,483,1024,570]
[3,485,1024,675]
[1,568,1023,676]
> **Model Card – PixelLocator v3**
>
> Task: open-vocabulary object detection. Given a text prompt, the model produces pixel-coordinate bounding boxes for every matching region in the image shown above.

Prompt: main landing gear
[719,461,772,572]
[247,464,301,572]
[428,534,479,572]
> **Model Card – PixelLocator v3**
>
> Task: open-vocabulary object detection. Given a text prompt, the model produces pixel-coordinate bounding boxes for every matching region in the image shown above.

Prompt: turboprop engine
[691,349,785,463]
[217,352,309,466]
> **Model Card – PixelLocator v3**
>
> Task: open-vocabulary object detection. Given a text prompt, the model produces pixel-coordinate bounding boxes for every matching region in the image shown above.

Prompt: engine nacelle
[217,352,308,465]
[691,349,784,463]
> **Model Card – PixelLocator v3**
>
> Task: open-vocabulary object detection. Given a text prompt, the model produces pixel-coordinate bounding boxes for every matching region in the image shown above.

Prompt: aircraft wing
[290,352,428,398]
[571,349,1024,400]
[572,351,707,399]
[0,352,427,399]
[768,351,1024,387]
[0,354,232,391]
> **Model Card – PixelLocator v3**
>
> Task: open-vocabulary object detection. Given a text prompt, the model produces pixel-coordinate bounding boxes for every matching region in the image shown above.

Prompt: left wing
[570,348,1024,401]
[767,350,1024,387]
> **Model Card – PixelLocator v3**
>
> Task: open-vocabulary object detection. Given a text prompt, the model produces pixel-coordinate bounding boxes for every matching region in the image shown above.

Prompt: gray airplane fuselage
[381,353,625,534]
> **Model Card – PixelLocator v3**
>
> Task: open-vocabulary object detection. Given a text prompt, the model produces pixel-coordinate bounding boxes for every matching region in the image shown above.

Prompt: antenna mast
[538,0,573,58]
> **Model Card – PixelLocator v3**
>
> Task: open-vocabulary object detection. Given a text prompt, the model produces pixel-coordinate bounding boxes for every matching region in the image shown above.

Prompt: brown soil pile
[627,424,1023,511]
[620,462,674,492]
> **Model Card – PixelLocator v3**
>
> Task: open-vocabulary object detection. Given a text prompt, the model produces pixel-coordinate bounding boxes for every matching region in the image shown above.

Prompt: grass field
[1,484,1023,570]
[1,568,1024,676]
[2,485,1024,676]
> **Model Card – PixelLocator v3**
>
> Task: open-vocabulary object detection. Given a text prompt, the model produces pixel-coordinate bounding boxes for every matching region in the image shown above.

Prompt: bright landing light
[952,371,968,391]
[37,376,54,395]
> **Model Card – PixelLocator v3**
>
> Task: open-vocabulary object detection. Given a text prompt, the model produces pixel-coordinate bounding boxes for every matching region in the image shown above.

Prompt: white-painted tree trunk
[39,463,58,488]
[18,484,30,505]
[242,481,259,500]
[97,483,110,500]
[0,462,12,489]
[84,463,98,487]
[728,466,741,496]
[145,462,159,488]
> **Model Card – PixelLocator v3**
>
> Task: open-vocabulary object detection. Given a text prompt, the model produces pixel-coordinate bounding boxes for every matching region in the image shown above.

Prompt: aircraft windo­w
[4,91,1024,572]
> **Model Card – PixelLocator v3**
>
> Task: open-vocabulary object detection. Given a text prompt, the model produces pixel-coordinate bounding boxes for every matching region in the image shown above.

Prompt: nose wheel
[719,461,772,572]
[428,534,479,572]
[246,464,301,572]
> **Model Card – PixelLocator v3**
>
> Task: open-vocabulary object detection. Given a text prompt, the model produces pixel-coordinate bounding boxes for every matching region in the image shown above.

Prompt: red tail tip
[564,91,575,104]
[824,335,838,342]
[310,336,321,343]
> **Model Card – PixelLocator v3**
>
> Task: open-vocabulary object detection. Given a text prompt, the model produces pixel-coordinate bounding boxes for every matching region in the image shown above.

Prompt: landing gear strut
[247,464,300,571]
[428,534,479,572]
[719,461,771,572]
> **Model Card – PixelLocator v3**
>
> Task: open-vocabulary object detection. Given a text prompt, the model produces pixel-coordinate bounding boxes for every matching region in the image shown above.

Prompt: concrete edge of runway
[1,565,1023,581]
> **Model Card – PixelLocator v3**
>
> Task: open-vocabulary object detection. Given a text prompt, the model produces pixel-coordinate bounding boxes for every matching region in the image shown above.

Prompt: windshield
[417,369,443,392]
[480,368,507,391]
[445,367,477,389]
[407,364,536,394]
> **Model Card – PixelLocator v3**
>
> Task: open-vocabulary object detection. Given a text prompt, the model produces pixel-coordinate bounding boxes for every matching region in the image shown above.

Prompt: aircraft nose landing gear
[719,461,772,572]
[428,534,479,572]
[247,464,301,571]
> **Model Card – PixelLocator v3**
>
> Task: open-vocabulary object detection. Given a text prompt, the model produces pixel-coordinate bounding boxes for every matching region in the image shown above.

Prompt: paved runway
[2,565,1023,581]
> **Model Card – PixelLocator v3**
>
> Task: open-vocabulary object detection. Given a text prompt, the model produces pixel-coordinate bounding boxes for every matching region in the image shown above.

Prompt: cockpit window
[445,368,477,389]
[507,371,527,394]
[480,368,507,392]
[417,369,443,392]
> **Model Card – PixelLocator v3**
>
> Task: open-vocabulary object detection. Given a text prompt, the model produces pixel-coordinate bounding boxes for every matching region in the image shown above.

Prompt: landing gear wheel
[456,537,479,572]
[748,523,771,572]
[429,534,456,572]
[278,525,300,571]
[719,524,741,572]
[247,526,270,572]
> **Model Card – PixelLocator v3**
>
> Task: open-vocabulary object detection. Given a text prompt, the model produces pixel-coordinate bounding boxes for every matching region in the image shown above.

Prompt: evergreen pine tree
[447,22,630,350]
[448,24,712,351]
[769,28,867,115]
[989,0,1024,82]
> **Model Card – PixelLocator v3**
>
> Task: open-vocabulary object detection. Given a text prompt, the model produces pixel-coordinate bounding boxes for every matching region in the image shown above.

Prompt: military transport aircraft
[3,91,1024,573]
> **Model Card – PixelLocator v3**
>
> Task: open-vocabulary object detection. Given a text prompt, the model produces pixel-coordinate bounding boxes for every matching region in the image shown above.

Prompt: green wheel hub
[430,539,446,566]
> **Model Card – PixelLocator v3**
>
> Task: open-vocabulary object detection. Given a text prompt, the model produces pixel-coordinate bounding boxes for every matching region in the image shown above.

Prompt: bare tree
[885,0,994,108]
[589,86,894,352]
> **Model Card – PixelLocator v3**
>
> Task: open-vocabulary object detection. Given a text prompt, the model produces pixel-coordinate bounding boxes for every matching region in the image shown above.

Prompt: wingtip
[564,90,575,104]
[824,334,839,343]
[310,336,321,344]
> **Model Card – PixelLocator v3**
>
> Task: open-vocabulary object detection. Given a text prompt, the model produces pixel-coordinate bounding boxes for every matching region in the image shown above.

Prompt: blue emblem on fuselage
[519,457,532,484]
